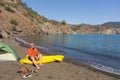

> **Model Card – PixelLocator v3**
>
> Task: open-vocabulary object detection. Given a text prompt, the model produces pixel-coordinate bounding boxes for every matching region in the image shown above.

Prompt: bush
[61,21,67,25]
[0,2,4,6]
[71,27,79,31]
[5,6,15,13]
[11,25,16,31]
[11,3,17,9]
[10,19,17,25]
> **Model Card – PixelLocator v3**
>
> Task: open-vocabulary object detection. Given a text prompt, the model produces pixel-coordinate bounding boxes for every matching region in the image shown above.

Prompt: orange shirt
[28,47,39,58]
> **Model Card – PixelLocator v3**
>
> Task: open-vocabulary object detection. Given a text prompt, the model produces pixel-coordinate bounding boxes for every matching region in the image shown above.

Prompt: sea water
[16,34,120,75]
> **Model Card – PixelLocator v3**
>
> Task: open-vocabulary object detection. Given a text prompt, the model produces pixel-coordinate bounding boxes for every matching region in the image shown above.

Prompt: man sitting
[28,43,43,69]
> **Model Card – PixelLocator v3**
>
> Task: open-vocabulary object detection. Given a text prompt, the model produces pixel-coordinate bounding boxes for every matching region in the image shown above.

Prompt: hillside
[0,0,74,38]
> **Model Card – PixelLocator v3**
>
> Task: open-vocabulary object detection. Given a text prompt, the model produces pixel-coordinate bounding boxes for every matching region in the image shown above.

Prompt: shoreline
[64,58,120,79]
[0,38,120,80]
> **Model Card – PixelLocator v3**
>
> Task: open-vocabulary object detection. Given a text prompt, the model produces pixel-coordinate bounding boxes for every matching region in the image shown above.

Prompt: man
[28,43,43,69]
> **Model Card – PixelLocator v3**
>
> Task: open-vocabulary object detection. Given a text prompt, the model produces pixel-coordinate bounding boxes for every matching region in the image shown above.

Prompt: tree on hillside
[61,20,67,25]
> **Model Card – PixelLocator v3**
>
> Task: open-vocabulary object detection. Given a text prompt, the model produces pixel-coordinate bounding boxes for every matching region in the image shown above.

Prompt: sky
[22,0,120,25]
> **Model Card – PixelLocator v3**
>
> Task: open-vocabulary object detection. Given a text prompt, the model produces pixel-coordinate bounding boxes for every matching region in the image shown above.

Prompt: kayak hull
[20,55,64,64]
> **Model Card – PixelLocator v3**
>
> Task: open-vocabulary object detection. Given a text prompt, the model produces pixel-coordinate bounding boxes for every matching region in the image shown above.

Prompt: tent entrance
[0,53,17,62]
[0,43,19,61]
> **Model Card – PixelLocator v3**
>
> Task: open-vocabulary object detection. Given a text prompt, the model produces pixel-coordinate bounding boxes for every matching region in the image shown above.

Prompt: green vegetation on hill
[10,18,18,31]
[0,1,15,13]
[10,19,17,26]
[18,0,60,25]
[70,25,80,31]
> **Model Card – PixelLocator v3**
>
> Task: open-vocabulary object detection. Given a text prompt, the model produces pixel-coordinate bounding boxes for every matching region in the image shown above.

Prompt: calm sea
[16,34,120,75]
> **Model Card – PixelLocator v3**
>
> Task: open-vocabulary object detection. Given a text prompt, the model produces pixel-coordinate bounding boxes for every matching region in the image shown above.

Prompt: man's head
[30,43,34,48]
[30,43,34,46]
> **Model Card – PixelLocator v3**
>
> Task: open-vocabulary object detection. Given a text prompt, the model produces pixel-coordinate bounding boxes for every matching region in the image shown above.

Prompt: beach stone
[0,30,9,38]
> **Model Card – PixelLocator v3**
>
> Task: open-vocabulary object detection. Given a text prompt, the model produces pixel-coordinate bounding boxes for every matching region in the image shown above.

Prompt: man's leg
[38,54,43,66]
[31,57,40,69]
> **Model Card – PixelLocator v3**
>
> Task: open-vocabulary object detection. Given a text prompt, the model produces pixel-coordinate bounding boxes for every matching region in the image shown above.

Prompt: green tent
[0,43,19,61]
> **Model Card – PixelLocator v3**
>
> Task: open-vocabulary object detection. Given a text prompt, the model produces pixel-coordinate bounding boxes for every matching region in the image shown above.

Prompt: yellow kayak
[20,55,64,64]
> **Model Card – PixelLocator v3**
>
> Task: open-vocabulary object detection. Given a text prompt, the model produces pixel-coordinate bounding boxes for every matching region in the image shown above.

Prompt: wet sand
[0,38,120,80]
